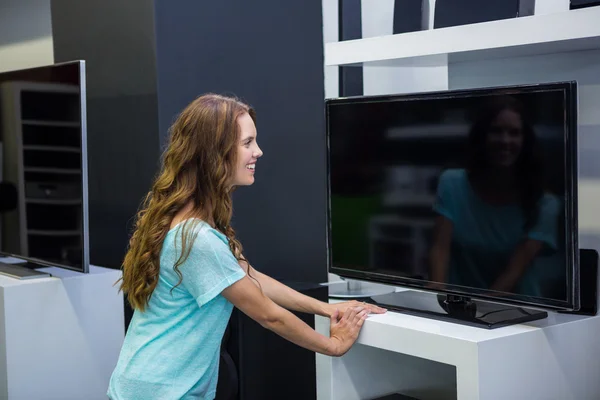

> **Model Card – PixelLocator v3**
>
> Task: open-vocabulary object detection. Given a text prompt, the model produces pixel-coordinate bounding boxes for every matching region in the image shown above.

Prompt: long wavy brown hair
[118,93,255,311]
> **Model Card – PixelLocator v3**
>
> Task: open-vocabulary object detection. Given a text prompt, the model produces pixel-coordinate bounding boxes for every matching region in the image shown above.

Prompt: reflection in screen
[328,90,569,301]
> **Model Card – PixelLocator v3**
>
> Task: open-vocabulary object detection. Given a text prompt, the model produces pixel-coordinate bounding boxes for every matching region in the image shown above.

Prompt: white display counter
[0,263,124,400]
[316,290,600,400]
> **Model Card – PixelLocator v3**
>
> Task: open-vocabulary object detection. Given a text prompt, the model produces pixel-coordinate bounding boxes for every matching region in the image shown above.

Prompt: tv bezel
[0,60,90,274]
[325,81,579,312]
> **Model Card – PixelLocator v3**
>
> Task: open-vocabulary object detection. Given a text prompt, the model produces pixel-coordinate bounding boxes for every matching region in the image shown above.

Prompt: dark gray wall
[153,0,327,283]
[51,0,161,269]
[51,0,328,284]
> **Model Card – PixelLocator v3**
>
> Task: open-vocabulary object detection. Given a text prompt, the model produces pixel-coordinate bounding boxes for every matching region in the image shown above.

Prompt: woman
[107,94,385,400]
[429,95,562,297]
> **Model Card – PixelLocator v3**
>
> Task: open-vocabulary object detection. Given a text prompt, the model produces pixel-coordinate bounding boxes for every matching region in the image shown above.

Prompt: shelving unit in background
[0,81,83,265]
[326,6,600,67]
[319,5,600,400]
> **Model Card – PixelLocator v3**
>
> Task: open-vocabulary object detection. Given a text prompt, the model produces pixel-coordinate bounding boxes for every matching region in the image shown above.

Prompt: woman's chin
[233,176,255,186]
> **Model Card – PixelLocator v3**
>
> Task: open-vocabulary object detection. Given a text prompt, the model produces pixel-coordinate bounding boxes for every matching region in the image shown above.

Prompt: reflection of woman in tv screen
[429,95,562,297]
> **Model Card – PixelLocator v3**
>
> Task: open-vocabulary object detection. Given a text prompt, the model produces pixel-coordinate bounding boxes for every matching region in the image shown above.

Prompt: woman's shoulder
[166,219,228,250]
[438,167,468,187]
[439,167,467,179]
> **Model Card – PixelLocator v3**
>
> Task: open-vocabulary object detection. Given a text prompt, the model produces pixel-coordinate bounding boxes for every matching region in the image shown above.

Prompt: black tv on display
[325,82,580,328]
[0,61,89,278]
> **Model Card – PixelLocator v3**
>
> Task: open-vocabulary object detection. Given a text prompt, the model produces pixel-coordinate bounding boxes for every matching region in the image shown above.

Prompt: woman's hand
[490,239,543,293]
[323,300,386,318]
[328,307,368,356]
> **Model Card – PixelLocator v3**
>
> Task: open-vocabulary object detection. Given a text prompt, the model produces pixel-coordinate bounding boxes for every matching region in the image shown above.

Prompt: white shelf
[22,120,80,128]
[24,167,81,175]
[27,229,81,236]
[325,7,600,66]
[316,293,600,399]
[26,198,82,205]
[382,193,435,207]
[23,145,81,153]
[369,215,435,227]
[386,124,468,139]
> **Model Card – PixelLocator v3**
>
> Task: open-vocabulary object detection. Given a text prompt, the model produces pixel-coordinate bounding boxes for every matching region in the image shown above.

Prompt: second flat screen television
[326,82,578,327]
[0,61,89,274]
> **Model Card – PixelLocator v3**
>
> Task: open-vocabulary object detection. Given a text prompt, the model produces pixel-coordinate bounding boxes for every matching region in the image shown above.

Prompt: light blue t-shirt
[107,219,246,400]
[432,168,563,297]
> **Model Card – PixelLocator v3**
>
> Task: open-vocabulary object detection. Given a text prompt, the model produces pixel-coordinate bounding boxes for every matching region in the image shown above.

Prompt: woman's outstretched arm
[222,273,367,357]
[239,260,386,317]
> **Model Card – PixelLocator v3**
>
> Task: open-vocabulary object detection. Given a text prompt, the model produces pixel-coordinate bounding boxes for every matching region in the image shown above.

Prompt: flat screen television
[325,82,579,328]
[0,60,89,276]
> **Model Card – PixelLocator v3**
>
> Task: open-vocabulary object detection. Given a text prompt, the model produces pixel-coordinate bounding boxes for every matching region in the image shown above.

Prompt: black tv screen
[326,82,578,311]
[0,61,89,273]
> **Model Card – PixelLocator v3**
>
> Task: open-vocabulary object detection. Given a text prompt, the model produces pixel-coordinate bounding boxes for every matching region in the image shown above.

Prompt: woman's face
[485,109,524,168]
[231,112,263,186]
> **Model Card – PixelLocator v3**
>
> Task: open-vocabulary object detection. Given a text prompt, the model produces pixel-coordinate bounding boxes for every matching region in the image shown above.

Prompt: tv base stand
[367,290,548,329]
[327,280,395,299]
[0,261,51,280]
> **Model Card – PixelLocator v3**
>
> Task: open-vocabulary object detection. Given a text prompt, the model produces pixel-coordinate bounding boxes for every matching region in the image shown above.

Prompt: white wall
[0,0,54,73]
[322,0,338,99]
[361,0,446,95]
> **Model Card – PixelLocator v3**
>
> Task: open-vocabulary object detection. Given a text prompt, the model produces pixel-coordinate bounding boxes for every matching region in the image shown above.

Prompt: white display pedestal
[0,264,124,400]
[316,289,600,400]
